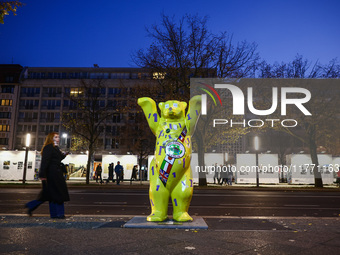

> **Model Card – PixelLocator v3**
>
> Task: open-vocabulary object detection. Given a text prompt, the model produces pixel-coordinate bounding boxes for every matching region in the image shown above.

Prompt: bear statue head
[159,100,187,120]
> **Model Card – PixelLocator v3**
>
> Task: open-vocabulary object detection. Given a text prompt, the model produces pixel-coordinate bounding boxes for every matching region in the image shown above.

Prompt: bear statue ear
[158,102,164,111]
[180,102,187,110]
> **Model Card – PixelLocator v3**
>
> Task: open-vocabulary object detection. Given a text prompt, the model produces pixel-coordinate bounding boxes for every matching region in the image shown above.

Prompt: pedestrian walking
[25,132,70,219]
[96,163,103,184]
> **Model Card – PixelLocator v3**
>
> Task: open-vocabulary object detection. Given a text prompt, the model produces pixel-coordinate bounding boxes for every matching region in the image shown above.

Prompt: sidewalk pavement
[1,214,339,254]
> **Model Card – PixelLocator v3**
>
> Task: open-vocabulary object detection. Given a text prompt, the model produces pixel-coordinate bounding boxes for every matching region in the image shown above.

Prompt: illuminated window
[0,125,10,132]
[70,88,84,97]
[1,100,12,106]
[153,72,165,79]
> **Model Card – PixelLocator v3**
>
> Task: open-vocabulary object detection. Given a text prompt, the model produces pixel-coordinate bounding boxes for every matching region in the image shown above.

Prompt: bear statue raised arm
[137,96,201,222]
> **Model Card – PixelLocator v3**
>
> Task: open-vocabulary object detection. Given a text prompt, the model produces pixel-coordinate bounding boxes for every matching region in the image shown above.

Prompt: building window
[0,112,11,119]
[128,113,135,119]
[47,72,66,79]
[108,88,121,97]
[42,87,62,97]
[1,99,12,106]
[107,100,117,107]
[0,138,9,145]
[112,138,119,148]
[112,114,121,123]
[105,138,119,149]
[19,100,39,109]
[0,125,10,132]
[40,112,60,122]
[68,72,80,79]
[29,72,46,79]
[105,126,118,136]
[17,125,36,132]
[1,85,15,93]
[63,100,78,109]
[131,73,138,79]
[20,87,40,97]
[5,76,14,82]
[39,125,59,133]
[19,112,38,122]
[80,72,88,79]
[153,72,166,79]
[88,87,106,95]
[70,88,84,97]
[89,73,109,79]
[42,100,61,110]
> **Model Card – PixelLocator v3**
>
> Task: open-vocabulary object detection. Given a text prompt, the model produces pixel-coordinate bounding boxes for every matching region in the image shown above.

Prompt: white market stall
[101,154,137,180]
[286,154,334,184]
[62,154,89,179]
[236,154,280,184]
[0,150,40,181]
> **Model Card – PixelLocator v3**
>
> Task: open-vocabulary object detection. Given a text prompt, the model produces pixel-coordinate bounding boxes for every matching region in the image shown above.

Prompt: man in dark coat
[115,161,123,185]
[96,163,103,184]
[106,163,114,183]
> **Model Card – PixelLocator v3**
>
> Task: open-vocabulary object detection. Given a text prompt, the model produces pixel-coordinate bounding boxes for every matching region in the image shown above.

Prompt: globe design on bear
[165,141,185,159]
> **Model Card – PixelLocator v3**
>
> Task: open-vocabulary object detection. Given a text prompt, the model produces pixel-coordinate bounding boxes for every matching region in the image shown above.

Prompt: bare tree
[62,79,128,184]
[258,54,326,79]
[126,112,155,178]
[133,13,259,186]
[257,56,340,187]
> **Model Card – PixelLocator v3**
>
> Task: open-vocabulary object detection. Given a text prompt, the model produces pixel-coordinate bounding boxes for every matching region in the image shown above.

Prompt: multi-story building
[0,64,23,150]
[14,66,155,155]
[2,64,307,162]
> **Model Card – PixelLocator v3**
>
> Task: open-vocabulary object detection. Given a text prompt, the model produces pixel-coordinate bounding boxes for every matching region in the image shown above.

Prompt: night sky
[0,0,339,67]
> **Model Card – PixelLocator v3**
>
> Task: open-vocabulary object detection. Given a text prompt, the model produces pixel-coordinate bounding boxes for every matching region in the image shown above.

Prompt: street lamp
[62,133,68,148]
[225,152,229,163]
[22,133,31,184]
[254,136,259,187]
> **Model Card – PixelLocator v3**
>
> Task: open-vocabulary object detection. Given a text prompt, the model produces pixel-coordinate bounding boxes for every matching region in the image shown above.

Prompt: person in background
[227,164,233,186]
[130,165,138,184]
[213,163,221,184]
[96,163,103,184]
[106,162,115,183]
[220,164,228,185]
[25,132,70,219]
[115,161,123,185]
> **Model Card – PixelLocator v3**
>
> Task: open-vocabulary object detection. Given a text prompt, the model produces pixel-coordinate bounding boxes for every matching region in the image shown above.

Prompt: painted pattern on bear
[137,96,201,222]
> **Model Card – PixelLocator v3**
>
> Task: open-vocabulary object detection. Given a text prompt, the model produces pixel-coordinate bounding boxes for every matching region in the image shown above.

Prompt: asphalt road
[1,187,340,254]
[1,188,340,218]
